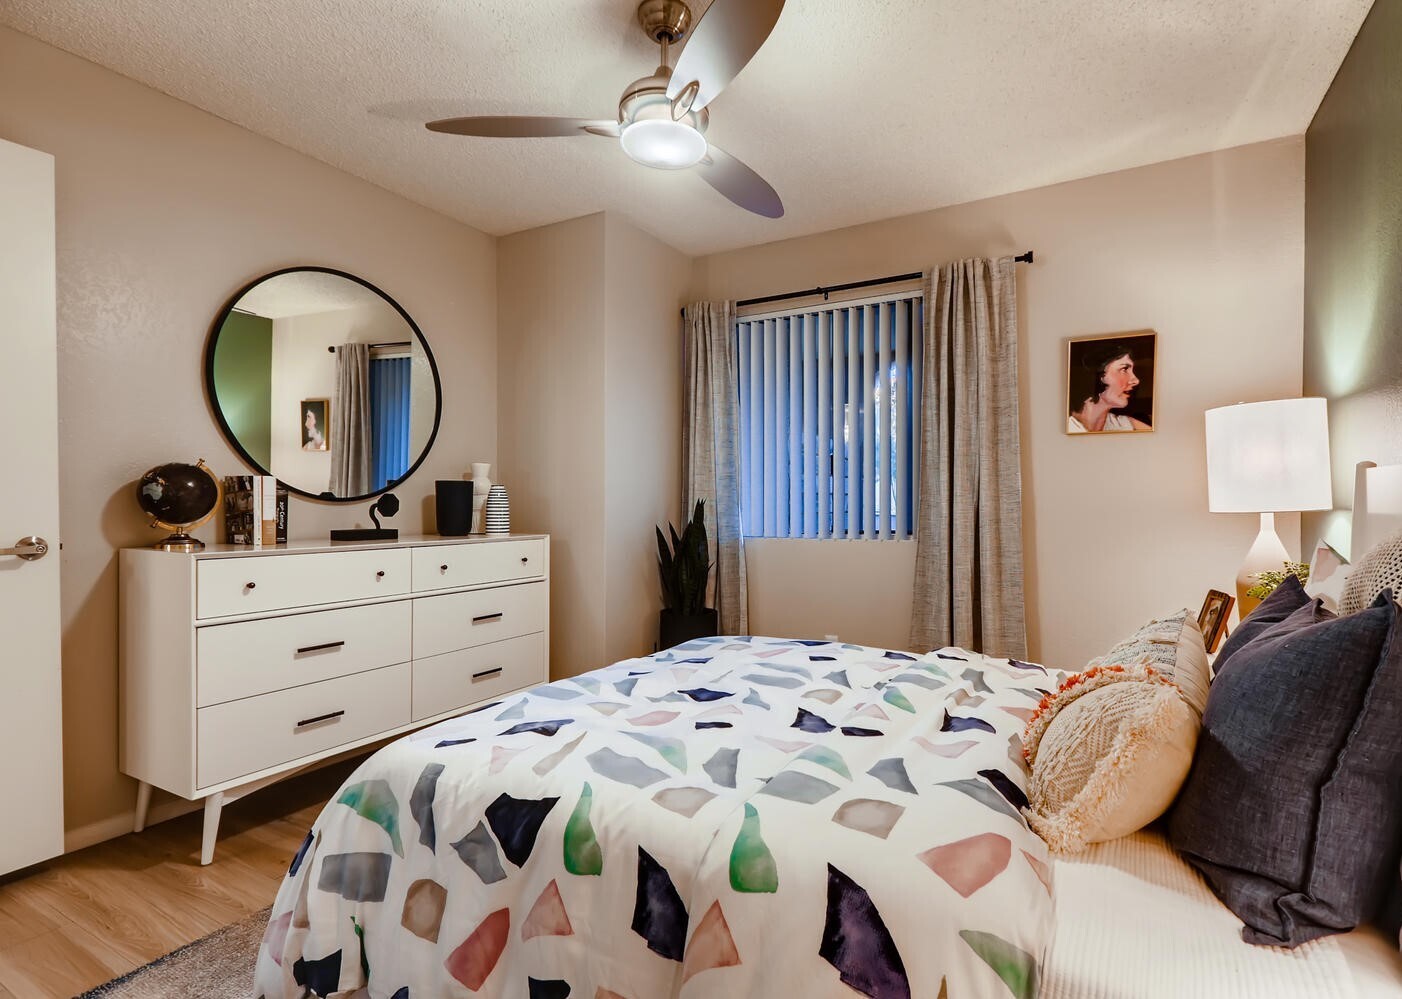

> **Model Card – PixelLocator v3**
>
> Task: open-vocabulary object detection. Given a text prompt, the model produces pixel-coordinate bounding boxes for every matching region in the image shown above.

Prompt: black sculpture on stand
[330,493,400,542]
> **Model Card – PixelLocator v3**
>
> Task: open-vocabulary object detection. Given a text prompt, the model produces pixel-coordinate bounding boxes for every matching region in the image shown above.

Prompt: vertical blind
[369,354,412,492]
[737,295,924,539]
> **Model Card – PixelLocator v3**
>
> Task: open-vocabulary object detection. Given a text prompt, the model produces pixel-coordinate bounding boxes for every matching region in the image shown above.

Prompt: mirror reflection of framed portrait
[205,267,443,501]
[1066,330,1156,434]
[300,398,329,452]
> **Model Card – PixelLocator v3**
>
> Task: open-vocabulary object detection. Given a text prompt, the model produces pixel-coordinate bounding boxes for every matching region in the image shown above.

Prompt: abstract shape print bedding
[255,637,1056,998]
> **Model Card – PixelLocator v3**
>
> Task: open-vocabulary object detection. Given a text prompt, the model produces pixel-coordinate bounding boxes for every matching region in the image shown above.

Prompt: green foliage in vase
[656,500,713,615]
[1247,561,1310,601]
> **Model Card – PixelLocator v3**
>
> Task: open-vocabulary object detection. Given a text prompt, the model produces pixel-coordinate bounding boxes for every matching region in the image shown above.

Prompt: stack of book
[223,475,287,546]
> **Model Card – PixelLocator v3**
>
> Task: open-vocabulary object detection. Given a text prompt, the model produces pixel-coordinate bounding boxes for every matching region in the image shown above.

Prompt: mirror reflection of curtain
[329,343,372,496]
[370,355,412,491]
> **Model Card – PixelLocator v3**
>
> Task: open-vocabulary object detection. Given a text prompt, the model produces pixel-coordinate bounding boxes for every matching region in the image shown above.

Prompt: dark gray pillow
[1382,865,1402,948]
[1212,574,1310,677]
[1169,590,1402,947]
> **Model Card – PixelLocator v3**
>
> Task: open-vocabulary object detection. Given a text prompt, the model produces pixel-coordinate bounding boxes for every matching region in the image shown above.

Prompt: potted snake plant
[656,500,718,649]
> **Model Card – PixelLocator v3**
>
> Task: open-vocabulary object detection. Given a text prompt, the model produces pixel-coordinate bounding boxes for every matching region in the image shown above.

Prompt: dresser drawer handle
[376,570,386,578]
[440,564,449,572]
[244,582,256,590]
[472,667,503,681]
[520,556,529,564]
[472,613,503,625]
[295,710,345,729]
[295,640,346,655]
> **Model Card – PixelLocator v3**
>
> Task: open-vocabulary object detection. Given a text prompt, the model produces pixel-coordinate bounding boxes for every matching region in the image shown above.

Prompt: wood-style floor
[0,758,360,998]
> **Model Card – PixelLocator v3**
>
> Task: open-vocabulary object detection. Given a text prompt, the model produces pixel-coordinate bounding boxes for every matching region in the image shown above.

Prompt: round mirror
[204,268,442,502]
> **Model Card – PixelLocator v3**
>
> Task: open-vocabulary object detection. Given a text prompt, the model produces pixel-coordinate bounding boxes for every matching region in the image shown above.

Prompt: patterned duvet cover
[255,637,1057,999]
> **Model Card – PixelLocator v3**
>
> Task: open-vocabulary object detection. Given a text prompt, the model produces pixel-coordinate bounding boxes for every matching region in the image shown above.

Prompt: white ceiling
[235,271,386,319]
[0,0,1372,256]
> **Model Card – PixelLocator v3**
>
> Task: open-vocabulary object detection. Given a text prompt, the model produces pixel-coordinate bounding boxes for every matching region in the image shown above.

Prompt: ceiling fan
[426,0,787,219]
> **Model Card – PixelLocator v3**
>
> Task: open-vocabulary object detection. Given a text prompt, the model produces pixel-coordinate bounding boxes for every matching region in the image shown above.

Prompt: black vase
[435,480,474,536]
[659,608,719,651]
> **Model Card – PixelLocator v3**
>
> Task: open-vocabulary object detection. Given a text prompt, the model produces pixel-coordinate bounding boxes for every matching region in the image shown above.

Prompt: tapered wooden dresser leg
[201,791,225,865]
[133,781,152,834]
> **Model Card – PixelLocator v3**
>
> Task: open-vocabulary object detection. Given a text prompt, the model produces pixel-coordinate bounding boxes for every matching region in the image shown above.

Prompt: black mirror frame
[203,266,444,504]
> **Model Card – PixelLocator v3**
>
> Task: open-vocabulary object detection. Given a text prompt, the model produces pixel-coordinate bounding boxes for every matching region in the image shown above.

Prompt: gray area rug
[77,906,269,998]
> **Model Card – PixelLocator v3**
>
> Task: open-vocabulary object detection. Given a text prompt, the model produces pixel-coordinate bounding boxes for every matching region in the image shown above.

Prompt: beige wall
[1303,0,1402,559]
[693,139,1306,669]
[499,213,691,677]
[0,26,497,844]
[498,214,609,677]
[602,215,691,665]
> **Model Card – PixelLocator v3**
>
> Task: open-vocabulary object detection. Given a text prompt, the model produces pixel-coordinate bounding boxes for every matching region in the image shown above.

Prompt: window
[369,353,412,492]
[737,294,923,539]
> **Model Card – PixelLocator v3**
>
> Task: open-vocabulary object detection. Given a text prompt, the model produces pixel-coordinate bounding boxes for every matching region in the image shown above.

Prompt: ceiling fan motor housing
[619,66,708,136]
[636,0,693,44]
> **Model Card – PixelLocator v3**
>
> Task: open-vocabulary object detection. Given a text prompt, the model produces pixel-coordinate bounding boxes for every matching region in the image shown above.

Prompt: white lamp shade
[1205,398,1333,513]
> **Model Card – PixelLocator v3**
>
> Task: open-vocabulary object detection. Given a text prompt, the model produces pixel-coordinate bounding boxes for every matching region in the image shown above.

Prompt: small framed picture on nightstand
[1198,589,1235,654]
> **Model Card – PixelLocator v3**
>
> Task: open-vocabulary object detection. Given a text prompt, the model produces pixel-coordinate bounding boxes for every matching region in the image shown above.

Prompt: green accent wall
[211,312,273,469]
[1303,0,1402,557]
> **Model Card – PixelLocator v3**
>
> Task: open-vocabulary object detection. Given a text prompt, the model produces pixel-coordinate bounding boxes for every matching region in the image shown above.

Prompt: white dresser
[120,534,549,863]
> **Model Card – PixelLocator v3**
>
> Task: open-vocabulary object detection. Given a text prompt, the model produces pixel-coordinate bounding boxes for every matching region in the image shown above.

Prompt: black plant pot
[659,608,719,651]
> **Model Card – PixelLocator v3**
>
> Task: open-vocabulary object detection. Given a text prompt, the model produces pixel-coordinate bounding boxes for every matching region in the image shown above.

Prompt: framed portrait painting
[300,398,330,452]
[1066,330,1156,434]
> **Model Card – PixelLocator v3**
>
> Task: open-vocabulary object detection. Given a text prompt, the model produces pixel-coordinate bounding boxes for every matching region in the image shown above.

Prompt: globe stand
[153,528,206,553]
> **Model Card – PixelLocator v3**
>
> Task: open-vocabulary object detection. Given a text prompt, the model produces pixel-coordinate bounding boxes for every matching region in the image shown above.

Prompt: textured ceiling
[237,271,386,319]
[0,0,1372,255]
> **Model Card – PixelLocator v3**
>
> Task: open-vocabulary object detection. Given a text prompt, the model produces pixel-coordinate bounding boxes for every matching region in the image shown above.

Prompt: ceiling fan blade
[426,116,616,138]
[695,144,783,219]
[667,0,785,113]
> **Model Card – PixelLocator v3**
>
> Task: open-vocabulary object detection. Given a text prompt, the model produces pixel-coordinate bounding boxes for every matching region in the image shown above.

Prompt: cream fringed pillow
[1022,613,1207,855]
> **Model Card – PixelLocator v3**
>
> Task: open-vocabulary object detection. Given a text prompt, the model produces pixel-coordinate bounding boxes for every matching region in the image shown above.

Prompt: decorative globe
[136,460,220,551]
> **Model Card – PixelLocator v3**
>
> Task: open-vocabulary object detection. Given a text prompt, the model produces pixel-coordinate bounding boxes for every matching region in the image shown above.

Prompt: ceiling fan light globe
[620,119,708,170]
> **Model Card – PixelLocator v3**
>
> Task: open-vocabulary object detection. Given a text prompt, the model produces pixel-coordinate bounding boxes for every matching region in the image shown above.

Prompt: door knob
[0,536,48,561]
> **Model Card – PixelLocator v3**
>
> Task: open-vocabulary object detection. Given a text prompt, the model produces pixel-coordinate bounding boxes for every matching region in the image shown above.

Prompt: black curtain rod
[679,251,1033,318]
[327,341,411,353]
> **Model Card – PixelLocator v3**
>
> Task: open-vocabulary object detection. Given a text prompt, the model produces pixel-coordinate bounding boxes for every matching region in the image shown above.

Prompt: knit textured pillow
[1086,608,1210,715]
[1022,663,1198,853]
[1341,530,1402,615]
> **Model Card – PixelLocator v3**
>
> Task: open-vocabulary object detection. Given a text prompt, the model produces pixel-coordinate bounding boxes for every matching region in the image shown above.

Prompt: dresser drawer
[196,601,411,707]
[197,663,410,788]
[411,540,545,592]
[196,549,411,619]
[413,582,546,660]
[412,633,546,721]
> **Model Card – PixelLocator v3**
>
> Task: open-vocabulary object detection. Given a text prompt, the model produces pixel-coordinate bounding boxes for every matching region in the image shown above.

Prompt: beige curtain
[682,301,749,635]
[910,257,1027,658]
[329,343,373,497]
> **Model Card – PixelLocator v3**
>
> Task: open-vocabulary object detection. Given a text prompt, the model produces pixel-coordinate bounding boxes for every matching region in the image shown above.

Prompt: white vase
[470,462,491,534]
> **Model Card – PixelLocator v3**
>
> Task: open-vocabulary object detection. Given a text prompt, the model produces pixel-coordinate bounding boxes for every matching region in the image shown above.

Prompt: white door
[0,137,64,873]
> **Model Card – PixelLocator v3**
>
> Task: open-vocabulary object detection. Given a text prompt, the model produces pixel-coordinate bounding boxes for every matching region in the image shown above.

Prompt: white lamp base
[1236,511,1291,619]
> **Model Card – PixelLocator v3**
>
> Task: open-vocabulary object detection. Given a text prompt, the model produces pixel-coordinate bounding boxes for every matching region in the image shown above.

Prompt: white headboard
[1350,460,1402,561]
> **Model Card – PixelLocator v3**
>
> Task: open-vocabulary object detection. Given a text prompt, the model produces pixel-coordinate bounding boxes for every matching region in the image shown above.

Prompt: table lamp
[1205,398,1332,617]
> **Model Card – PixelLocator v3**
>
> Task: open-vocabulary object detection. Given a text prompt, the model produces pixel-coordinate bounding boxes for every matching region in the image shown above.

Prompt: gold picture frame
[1065,330,1157,435]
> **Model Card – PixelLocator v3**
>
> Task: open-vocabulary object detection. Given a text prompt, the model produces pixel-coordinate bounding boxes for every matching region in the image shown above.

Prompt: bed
[255,461,1402,998]
[254,637,1057,998]
[1044,829,1402,999]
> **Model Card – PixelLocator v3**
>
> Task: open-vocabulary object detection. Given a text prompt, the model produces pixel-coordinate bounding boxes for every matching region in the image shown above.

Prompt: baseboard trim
[64,795,203,854]
[63,744,383,855]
